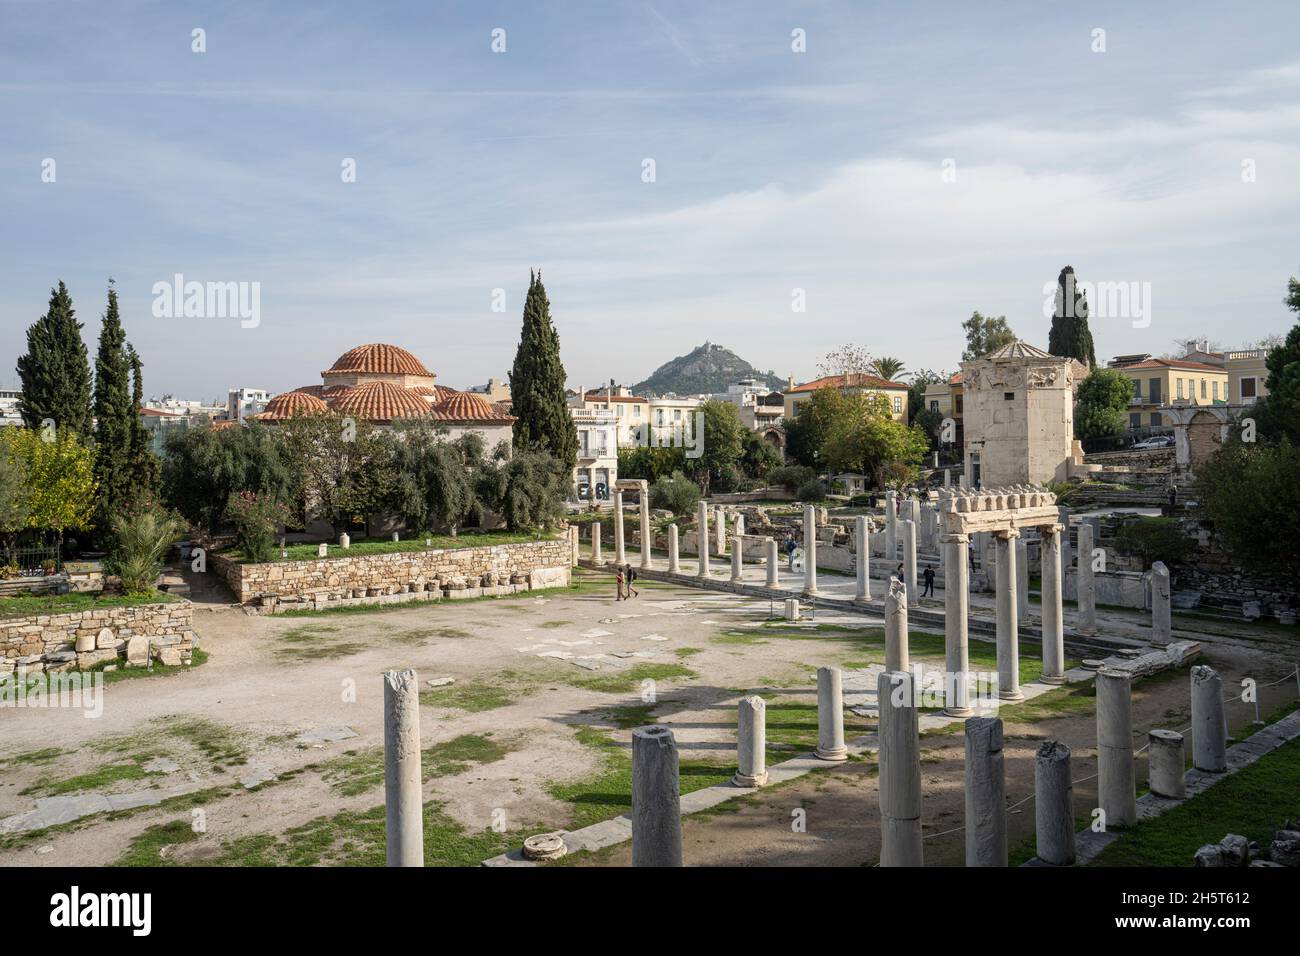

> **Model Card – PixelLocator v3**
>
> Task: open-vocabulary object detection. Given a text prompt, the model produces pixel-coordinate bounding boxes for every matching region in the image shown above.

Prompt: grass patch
[674,647,703,658]
[86,647,210,683]
[22,757,152,797]
[0,747,69,769]
[317,733,514,796]
[0,591,177,620]
[1091,734,1300,866]
[418,670,539,713]
[92,716,248,772]
[561,662,696,694]
[540,620,571,629]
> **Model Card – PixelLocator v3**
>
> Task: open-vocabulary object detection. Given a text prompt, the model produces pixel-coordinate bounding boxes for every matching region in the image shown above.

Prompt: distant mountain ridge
[631,342,785,396]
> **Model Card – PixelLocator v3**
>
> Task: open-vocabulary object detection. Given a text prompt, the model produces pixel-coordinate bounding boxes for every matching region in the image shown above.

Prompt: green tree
[107,501,186,595]
[1048,265,1097,367]
[0,440,31,564]
[818,391,929,489]
[478,448,566,531]
[692,399,745,495]
[276,412,395,534]
[1254,273,1300,444]
[906,368,946,423]
[16,281,93,438]
[126,344,159,500]
[1196,437,1300,586]
[0,427,96,548]
[870,356,907,382]
[961,311,1016,361]
[92,283,134,537]
[509,272,578,469]
[739,430,781,480]
[1075,367,1132,439]
[617,445,686,483]
[649,471,701,515]
[160,423,292,534]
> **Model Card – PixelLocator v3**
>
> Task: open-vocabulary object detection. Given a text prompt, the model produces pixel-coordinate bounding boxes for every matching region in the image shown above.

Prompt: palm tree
[870,356,907,382]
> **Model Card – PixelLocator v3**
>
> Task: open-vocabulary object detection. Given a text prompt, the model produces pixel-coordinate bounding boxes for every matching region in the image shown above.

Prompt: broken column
[885,491,898,563]
[903,519,918,607]
[696,501,710,578]
[733,696,768,787]
[614,490,626,565]
[1191,665,1227,772]
[885,577,910,672]
[1015,534,1029,623]
[667,523,680,573]
[854,515,871,604]
[591,521,603,566]
[802,504,819,596]
[878,669,923,866]
[632,725,683,866]
[765,538,779,586]
[964,716,1007,867]
[943,468,952,489]
[639,486,653,571]
[1150,561,1172,644]
[734,513,745,538]
[943,532,972,717]
[994,530,1023,701]
[1096,667,1137,827]
[1039,522,1065,684]
[815,666,848,761]
[1034,740,1076,865]
[730,535,743,583]
[715,506,726,555]
[1058,507,1072,574]
[1148,729,1187,798]
[569,524,579,566]
[1075,521,1097,635]
[383,668,424,867]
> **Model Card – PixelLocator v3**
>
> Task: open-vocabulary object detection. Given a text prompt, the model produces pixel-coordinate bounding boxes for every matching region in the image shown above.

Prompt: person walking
[896,561,905,585]
[922,564,936,598]
[624,562,639,598]
[784,534,797,572]
[615,566,625,601]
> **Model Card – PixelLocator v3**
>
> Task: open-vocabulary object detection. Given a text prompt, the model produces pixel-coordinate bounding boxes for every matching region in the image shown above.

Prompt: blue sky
[1,0,1298,399]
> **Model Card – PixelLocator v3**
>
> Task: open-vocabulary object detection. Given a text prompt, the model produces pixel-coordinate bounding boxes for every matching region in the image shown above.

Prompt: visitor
[785,534,797,571]
[615,566,625,601]
[922,564,936,598]
[896,561,905,584]
[625,563,639,598]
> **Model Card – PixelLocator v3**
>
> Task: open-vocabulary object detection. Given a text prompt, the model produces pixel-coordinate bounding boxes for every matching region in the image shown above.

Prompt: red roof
[138,406,181,417]
[788,373,908,394]
[432,391,516,424]
[323,343,433,378]
[583,391,648,403]
[1122,358,1225,372]
[949,372,963,385]
[257,391,330,420]
[332,381,432,423]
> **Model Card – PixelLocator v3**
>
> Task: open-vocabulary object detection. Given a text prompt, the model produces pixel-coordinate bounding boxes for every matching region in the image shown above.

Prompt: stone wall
[1,599,195,674]
[210,538,571,608]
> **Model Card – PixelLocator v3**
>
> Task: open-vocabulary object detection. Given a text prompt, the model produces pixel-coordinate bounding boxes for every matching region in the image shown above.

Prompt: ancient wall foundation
[1,600,196,674]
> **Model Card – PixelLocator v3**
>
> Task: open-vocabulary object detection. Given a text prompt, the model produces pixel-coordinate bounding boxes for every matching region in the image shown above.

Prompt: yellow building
[1224,348,1270,406]
[1109,357,1229,428]
[922,371,964,445]
[783,373,910,422]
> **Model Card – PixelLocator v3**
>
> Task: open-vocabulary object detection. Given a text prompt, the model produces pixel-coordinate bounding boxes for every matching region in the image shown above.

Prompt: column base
[1073,625,1097,637]
[731,771,768,788]
[943,706,974,718]
[998,690,1025,702]
[853,595,872,605]
[1039,674,1066,685]
[815,746,848,762]
[802,587,820,598]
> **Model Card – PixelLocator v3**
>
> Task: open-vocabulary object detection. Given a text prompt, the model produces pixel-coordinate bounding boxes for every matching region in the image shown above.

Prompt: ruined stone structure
[1,599,196,673]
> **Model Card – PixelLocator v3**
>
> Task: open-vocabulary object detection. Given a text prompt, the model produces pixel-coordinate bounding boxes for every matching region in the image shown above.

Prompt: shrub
[796,478,827,502]
[107,500,186,595]
[1113,516,1193,567]
[770,465,816,492]
[226,491,289,563]
[650,471,702,516]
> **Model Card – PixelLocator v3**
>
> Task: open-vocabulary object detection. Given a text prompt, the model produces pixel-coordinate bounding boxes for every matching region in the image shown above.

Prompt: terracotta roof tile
[323,343,433,378]
[257,391,331,420]
[332,381,433,423]
[432,390,516,424]
[788,373,908,393]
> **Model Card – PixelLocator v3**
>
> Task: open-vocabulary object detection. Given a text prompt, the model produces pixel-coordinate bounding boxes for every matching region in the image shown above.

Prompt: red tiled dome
[258,391,330,420]
[408,384,451,403]
[291,384,324,398]
[332,381,432,423]
[432,390,516,424]
[320,384,354,404]
[323,343,433,378]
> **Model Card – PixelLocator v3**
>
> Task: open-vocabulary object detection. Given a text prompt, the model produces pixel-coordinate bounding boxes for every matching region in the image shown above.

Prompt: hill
[631,342,785,396]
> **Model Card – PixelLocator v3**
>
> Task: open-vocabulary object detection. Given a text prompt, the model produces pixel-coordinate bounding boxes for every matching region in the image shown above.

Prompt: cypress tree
[1048,265,1097,367]
[93,283,134,533]
[126,344,159,500]
[508,271,578,470]
[16,281,93,437]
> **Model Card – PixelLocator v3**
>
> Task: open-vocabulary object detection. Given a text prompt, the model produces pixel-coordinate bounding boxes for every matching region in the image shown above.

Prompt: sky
[1,0,1298,401]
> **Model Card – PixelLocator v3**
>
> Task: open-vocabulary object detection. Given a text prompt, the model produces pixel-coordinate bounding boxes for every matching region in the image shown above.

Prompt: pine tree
[16,281,93,437]
[1047,265,1097,367]
[508,272,578,469]
[126,344,159,500]
[93,283,134,534]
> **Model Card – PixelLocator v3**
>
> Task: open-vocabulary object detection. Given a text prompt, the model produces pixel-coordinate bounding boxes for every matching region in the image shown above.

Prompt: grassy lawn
[1090,733,1300,867]
[221,530,557,563]
[559,662,696,694]
[0,591,178,620]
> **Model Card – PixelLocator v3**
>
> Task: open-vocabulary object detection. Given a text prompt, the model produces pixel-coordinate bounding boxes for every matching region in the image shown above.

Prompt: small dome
[259,391,331,420]
[332,381,432,423]
[319,384,355,404]
[323,343,433,378]
[290,384,324,398]
[432,391,516,424]
[408,384,451,403]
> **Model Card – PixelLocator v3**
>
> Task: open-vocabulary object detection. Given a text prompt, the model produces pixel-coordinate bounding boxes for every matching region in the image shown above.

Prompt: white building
[570,406,618,508]
[0,387,23,427]
[226,387,271,423]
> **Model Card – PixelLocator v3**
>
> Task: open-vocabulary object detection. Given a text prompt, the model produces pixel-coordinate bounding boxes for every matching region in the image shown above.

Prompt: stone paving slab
[0,780,211,834]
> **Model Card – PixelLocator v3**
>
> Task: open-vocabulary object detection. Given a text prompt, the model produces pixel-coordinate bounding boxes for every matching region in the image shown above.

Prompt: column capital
[1038,522,1064,536]
[939,532,970,544]
[995,527,1020,541]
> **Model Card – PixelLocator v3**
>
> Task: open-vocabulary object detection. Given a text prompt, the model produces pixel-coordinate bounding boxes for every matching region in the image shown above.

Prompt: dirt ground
[1,567,1294,868]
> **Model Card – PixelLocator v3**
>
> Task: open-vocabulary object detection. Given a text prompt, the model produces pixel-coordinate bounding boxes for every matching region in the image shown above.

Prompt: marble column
[943,468,952,489]
[1150,561,1172,644]
[885,491,898,563]
[734,513,745,538]
[591,521,603,566]
[964,716,1007,867]
[943,532,972,717]
[696,501,710,578]
[994,530,1023,701]
[1096,668,1137,827]
[613,490,626,565]
[903,519,918,608]
[802,504,819,596]
[853,515,871,604]
[815,666,848,761]
[1039,523,1065,684]
[1034,740,1076,865]
[715,506,726,555]
[730,535,743,583]
[765,538,779,586]
[878,670,923,867]
[1058,507,1072,573]
[1191,665,1227,772]
[569,524,579,566]
[383,669,423,867]
[733,696,768,787]
[1148,729,1186,798]
[1015,534,1029,622]
[1075,521,1097,635]
[667,523,680,573]
[631,725,683,866]
[639,488,653,571]
[885,577,910,672]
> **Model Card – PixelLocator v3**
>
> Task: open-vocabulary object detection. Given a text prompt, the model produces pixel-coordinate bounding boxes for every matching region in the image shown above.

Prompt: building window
[1150,412,1162,426]
[633,406,641,418]
[929,400,938,411]
[673,408,682,421]
[954,396,963,414]
[1003,392,1014,401]
[1129,413,1141,429]
[1241,377,1257,401]
[1176,379,1183,399]
[1200,379,1207,399]
[1212,380,1219,401]
[893,396,902,413]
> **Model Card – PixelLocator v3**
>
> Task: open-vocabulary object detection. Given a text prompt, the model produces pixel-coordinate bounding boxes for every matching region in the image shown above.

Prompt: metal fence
[1,542,62,577]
